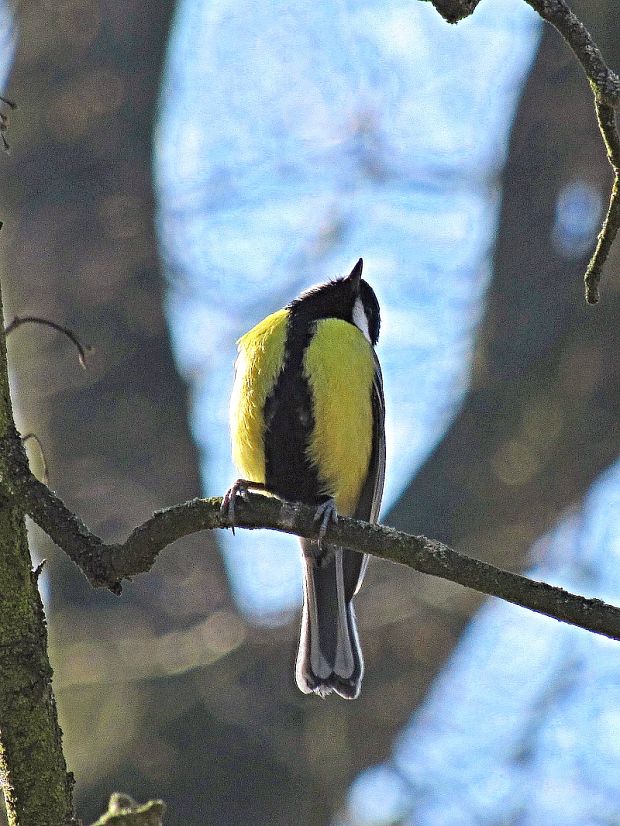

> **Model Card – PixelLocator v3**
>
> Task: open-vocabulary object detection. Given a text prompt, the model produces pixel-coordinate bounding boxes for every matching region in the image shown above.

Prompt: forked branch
[3,425,620,645]
[430,0,620,303]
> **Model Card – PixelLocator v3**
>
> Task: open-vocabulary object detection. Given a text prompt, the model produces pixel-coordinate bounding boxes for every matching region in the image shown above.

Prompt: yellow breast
[303,319,375,516]
[230,308,289,484]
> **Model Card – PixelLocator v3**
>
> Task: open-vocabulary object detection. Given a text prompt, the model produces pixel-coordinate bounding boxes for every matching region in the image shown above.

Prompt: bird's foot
[313,496,338,551]
[221,479,266,534]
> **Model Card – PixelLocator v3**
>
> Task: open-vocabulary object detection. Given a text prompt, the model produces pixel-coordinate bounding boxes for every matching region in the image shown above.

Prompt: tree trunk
[0,279,77,826]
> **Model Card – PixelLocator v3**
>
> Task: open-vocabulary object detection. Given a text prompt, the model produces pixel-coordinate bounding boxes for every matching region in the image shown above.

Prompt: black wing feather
[343,352,386,601]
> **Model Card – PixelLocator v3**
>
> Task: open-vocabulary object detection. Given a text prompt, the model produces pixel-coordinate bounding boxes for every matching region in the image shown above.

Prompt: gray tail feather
[295,541,363,699]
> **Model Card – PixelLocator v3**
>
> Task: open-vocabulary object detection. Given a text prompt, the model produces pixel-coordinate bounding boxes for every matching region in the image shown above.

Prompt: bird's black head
[289,258,381,346]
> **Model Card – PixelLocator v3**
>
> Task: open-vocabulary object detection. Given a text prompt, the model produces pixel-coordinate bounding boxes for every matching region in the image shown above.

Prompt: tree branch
[584,99,620,303]
[0,288,78,825]
[428,0,620,302]
[431,0,620,107]
[523,0,620,107]
[4,423,620,645]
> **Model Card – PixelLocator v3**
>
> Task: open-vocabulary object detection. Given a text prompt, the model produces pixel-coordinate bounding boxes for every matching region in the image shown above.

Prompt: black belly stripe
[264,320,321,505]
[265,284,367,508]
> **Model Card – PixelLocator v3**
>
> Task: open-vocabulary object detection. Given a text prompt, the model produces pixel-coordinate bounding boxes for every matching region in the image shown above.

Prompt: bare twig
[522,0,620,107]
[431,0,620,106]
[21,432,50,485]
[428,0,620,301]
[522,0,620,303]
[2,426,620,644]
[584,100,620,303]
[4,315,91,368]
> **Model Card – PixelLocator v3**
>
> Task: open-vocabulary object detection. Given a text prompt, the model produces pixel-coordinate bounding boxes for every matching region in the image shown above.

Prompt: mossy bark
[0,277,77,824]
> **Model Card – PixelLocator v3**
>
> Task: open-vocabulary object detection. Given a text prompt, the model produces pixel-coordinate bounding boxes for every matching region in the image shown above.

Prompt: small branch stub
[90,794,166,826]
[430,0,482,23]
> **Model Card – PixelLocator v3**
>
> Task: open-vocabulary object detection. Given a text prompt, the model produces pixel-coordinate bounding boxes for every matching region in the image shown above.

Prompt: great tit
[223,259,385,699]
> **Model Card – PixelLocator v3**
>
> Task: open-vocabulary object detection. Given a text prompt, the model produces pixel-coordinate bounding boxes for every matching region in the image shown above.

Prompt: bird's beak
[347,258,363,293]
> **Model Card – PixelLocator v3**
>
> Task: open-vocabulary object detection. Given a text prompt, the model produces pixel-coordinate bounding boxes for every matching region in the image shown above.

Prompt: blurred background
[0,0,619,823]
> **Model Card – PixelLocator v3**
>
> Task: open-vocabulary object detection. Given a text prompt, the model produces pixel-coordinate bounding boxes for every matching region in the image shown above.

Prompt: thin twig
[4,315,91,368]
[2,426,620,643]
[526,0,620,303]
[584,100,620,303]
[21,432,50,485]
[522,0,620,107]
[428,0,620,301]
[518,0,620,303]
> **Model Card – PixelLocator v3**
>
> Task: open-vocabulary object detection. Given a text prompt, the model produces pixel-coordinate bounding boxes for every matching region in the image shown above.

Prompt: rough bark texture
[0,280,77,825]
[6,471,620,647]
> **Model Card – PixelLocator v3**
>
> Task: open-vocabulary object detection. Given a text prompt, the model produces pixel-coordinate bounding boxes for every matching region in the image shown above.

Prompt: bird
[222,258,385,698]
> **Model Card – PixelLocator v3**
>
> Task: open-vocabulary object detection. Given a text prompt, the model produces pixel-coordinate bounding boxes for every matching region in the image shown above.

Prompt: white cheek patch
[352,297,371,343]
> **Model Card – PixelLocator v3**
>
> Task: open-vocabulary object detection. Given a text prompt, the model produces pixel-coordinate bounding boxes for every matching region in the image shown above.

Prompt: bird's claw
[221,479,259,535]
[314,497,338,550]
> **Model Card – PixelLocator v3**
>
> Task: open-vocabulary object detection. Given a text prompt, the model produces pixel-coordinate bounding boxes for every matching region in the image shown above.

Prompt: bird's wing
[344,351,386,599]
[354,350,386,524]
